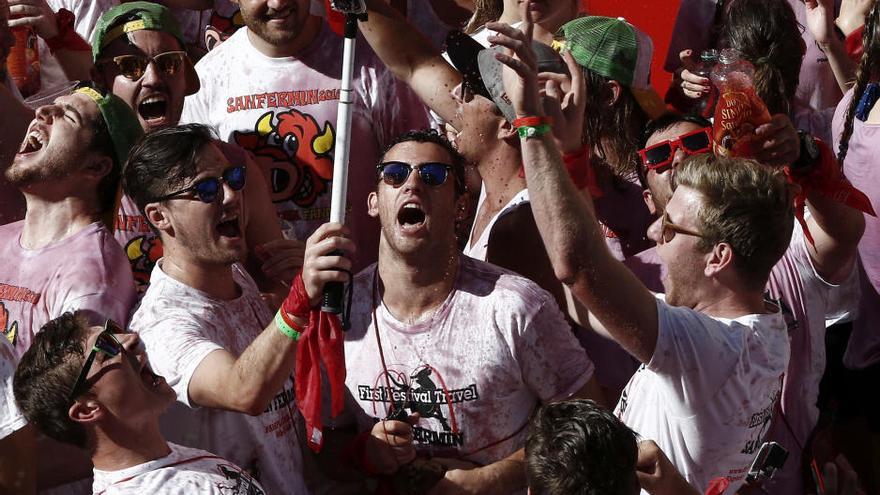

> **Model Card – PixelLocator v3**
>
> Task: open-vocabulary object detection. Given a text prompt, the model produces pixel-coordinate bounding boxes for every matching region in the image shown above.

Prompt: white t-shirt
[463,187,530,261]
[92,442,265,495]
[181,23,430,270]
[342,257,595,465]
[615,295,790,494]
[129,262,307,495]
[0,342,25,441]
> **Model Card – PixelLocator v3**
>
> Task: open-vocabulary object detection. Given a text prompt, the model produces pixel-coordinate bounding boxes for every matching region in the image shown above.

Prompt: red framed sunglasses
[639,127,713,172]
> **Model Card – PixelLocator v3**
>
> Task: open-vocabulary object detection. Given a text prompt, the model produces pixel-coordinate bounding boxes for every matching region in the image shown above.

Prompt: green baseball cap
[92,1,199,95]
[72,83,144,229]
[558,16,665,119]
[73,84,144,170]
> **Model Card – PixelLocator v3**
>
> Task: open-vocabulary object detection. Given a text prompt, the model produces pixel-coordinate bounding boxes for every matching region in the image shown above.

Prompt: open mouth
[137,96,168,123]
[397,203,426,228]
[216,217,242,238]
[19,129,46,154]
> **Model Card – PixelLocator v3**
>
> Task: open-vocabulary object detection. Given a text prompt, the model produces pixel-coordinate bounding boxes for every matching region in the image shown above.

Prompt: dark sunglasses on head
[98,50,187,81]
[155,165,246,204]
[639,127,713,172]
[377,161,452,188]
[67,320,125,403]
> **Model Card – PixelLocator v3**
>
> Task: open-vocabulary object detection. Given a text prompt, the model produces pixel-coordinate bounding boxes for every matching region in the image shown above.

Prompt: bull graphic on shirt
[216,464,265,495]
[124,235,163,294]
[387,367,452,431]
[205,9,245,52]
[233,109,335,208]
[0,303,17,347]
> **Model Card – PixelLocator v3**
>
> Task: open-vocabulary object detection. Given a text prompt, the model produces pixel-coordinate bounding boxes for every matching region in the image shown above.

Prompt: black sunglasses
[67,320,125,403]
[377,161,453,187]
[98,50,187,81]
[155,165,246,204]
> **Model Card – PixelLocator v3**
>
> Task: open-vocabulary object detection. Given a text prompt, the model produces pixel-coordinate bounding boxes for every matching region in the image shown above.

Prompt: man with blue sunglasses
[307,129,601,493]
[123,123,415,494]
[13,311,267,494]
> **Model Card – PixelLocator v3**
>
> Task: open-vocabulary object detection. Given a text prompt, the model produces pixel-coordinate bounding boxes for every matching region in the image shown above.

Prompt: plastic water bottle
[694,49,718,119]
[710,48,771,157]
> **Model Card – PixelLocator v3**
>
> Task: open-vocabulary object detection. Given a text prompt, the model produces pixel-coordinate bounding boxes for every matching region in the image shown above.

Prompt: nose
[141,57,165,86]
[220,180,242,207]
[35,103,63,122]
[647,215,663,244]
[402,166,425,190]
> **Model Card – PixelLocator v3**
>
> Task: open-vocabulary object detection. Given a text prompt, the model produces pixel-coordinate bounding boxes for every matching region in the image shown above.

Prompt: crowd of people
[0,0,878,493]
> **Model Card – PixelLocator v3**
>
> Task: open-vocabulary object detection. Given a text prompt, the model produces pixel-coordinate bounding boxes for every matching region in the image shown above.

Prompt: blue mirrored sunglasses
[377,161,452,187]
[155,165,246,203]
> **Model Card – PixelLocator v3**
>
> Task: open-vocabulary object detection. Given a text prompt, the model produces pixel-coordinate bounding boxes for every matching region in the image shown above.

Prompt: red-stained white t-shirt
[616,295,790,494]
[181,23,430,271]
[92,443,265,495]
[342,257,596,466]
[129,262,307,495]
[0,221,136,359]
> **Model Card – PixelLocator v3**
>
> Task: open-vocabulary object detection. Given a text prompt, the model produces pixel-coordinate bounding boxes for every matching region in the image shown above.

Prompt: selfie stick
[322,5,366,315]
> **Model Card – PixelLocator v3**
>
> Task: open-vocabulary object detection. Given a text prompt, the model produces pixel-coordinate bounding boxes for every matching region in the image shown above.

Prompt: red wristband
[281,271,311,318]
[512,116,552,128]
[44,9,90,54]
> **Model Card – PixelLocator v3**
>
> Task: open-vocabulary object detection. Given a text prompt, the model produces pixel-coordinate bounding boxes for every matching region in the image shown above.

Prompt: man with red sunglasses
[496,13,865,493]
[635,114,713,218]
[12,311,267,494]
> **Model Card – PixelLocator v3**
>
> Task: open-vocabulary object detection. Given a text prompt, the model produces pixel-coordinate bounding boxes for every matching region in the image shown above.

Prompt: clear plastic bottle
[693,49,718,119]
[7,23,41,98]
[710,48,771,157]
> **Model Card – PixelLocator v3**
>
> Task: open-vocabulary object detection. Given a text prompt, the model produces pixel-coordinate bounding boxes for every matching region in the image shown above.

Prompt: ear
[145,202,171,232]
[704,242,735,278]
[496,117,517,142]
[83,155,114,182]
[367,191,379,218]
[606,80,622,106]
[642,189,657,216]
[68,398,104,426]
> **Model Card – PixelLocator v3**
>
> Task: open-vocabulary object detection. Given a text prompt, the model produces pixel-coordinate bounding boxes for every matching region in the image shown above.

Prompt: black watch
[791,130,819,172]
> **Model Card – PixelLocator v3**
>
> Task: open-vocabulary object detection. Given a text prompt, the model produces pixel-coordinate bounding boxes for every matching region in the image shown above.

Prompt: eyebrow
[63,104,83,124]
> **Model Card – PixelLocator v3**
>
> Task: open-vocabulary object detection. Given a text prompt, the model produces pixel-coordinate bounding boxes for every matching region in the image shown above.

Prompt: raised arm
[188,223,354,414]
[489,5,659,364]
[806,0,857,92]
[358,0,462,128]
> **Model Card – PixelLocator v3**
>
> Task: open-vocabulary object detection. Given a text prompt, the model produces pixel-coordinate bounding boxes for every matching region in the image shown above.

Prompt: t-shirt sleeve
[514,292,595,403]
[648,296,739,410]
[135,317,223,407]
[0,345,26,440]
[787,221,860,324]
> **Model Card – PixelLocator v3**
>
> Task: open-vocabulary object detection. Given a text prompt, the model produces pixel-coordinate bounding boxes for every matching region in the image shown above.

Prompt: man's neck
[377,242,460,323]
[160,249,239,301]
[694,288,769,319]
[246,15,323,58]
[471,145,526,243]
[20,195,101,250]
[91,423,171,472]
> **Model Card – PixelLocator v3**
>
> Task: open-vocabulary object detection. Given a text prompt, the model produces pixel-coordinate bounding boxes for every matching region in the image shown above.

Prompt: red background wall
[584,0,682,95]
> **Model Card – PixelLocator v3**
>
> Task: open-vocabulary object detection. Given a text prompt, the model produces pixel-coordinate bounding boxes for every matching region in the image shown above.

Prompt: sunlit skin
[6,92,102,190]
[648,185,709,308]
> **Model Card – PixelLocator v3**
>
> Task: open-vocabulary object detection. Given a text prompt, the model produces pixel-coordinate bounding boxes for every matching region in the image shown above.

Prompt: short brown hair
[674,154,793,289]
[13,312,91,449]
